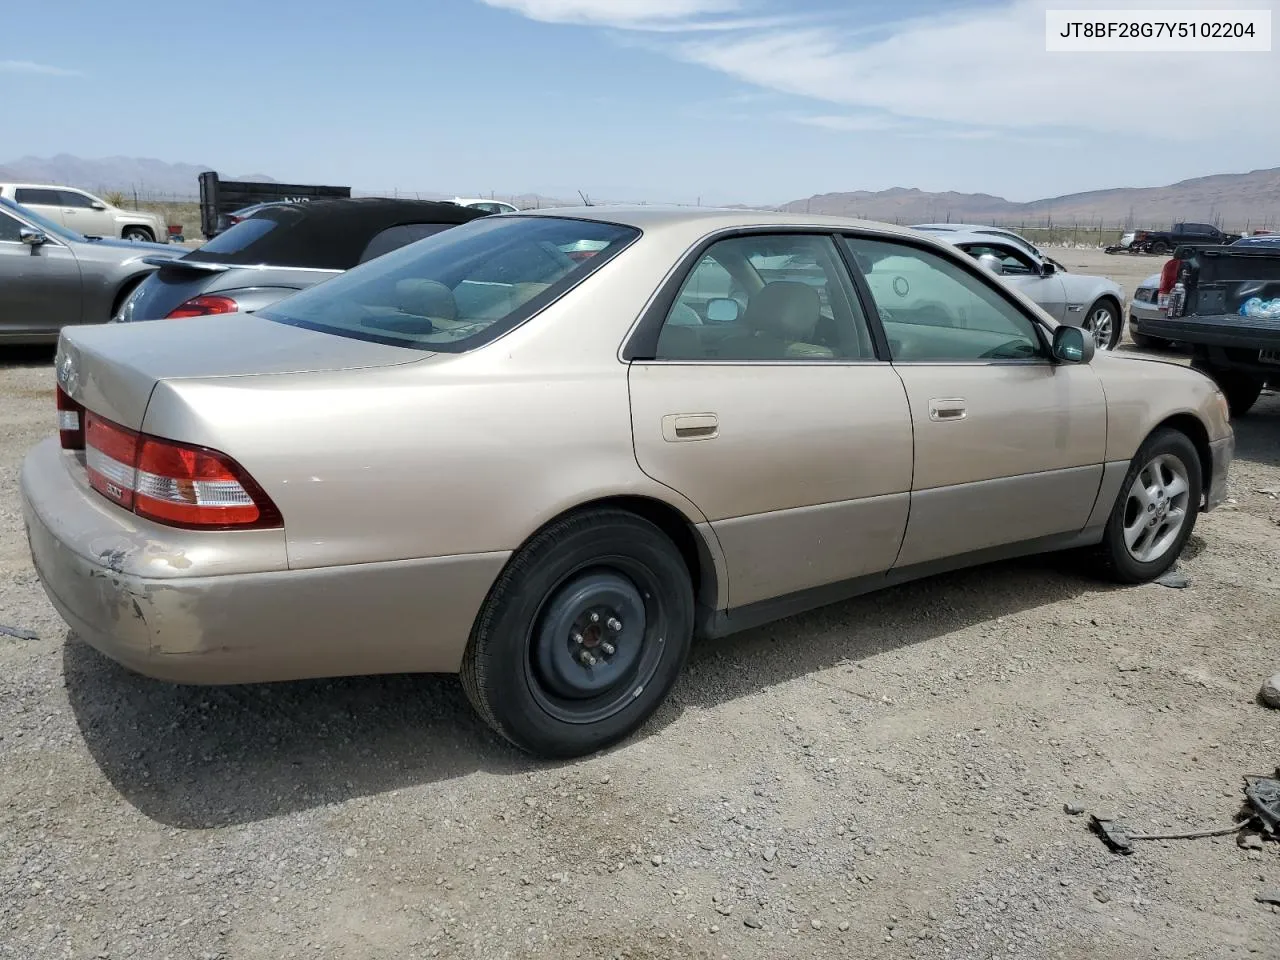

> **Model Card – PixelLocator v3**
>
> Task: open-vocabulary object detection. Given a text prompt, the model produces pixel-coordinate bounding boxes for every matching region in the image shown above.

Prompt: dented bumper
[20,437,506,683]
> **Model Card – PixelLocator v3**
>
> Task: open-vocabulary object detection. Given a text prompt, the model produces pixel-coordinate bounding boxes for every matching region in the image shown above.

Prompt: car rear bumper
[1207,435,1233,512]
[20,437,507,683]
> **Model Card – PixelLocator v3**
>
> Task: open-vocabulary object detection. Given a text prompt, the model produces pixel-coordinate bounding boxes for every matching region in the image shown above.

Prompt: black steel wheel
[461,508,694,758]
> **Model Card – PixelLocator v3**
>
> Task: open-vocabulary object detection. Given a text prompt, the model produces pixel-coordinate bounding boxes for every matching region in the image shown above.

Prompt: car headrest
[395,279,457,320]
[741,281,821,341]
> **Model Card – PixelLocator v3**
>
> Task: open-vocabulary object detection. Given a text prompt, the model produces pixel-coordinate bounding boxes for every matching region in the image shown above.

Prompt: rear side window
[261,216,638,352]
[197,217,281,255]
[59,191,96,208]
[359,223,454,263]
[15,188,62,206]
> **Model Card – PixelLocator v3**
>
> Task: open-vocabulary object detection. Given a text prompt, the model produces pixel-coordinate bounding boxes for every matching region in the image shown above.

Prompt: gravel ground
[2,259,1279,959]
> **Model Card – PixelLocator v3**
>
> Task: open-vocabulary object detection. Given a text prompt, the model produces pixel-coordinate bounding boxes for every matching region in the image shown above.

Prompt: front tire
[121,226,154,242]
[1083,300,1121,351]
[461,508,694,758]
[1091,428,1201,584]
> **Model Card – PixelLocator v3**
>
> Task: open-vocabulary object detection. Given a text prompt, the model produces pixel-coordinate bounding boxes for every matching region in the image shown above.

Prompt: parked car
[0,183,168,243]
[114,198,489,323]
[0,197,182,344]
[916,229,1127,350]
[910,223,1061,267]
[1130,223,1241,255]
[454,197,519,214]
[1130,234,1280,351]
[23,208,1233,758]
[214,200,298,236]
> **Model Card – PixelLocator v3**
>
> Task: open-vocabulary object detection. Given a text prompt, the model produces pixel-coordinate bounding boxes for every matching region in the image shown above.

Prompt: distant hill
[782,167,1280,231]
[0,155,276,197]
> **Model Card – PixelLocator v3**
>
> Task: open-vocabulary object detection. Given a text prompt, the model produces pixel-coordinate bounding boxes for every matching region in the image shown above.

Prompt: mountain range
[2,155,1278,229]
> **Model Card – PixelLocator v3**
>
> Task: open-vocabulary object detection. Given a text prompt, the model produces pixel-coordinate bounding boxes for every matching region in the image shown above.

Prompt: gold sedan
[21,208,1233,757]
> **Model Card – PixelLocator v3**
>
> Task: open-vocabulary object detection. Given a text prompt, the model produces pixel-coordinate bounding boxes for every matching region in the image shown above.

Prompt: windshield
[260,216,639,352]
[0,197,84,243]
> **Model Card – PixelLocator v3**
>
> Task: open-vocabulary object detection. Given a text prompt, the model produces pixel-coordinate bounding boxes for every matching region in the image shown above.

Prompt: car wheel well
[524,496,709,604]
[1150,414,1211,503]
[111,274,148,317]
[121,225,154,242]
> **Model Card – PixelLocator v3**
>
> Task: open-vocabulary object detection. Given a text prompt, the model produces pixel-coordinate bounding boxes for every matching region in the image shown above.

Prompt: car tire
[121,226,154,242]
[1190,360,1263,418]
[460,508,694,758]
[1090,428,1201,584]
[1149,241,1169,255]
[1130,331,1171,351]
[1083,300,1121,351]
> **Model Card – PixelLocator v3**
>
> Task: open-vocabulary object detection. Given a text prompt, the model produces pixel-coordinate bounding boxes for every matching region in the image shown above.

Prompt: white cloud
[0,60,80,77]
[477,0,740,27]
[673,0,1280,140]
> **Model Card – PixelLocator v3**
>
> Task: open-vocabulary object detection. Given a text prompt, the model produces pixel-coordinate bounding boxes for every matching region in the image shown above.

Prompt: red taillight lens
[1158,257,1179,295]
[82,412,281,529]
[56,386,85,450]
[85,414,140,509]
[165,295,239,319]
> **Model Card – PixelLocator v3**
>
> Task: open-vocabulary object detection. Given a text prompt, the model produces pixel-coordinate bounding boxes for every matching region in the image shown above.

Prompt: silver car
[0,197,182,344]
[916,228,1127,350]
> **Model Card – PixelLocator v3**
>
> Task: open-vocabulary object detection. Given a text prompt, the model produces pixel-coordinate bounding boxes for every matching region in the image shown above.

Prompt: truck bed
[1158,312,1280,350]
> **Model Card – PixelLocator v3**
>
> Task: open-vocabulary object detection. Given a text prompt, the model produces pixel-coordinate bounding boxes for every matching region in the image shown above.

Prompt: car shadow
[65,553,1099,830]
[0,345,56,368]
[1233,392,1280,468]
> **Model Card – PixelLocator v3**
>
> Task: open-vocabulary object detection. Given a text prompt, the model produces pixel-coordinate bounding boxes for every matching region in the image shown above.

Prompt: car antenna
[577,190,593,207]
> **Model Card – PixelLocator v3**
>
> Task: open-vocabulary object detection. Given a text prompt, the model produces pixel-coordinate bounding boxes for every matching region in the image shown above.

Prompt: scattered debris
[1240,834,1264,851]
[762,846,777,862]
[1091,814,1249,855]
[743,916,762,929]
[1256,486,1280,498]
[1244,773,1280,834]
[0,623,38,641]
[1155,571,1191,589]
[1093,889,1111,904]
[1260,674,1280,709]
[1256,889,1280,906]
[1064,802,1086,816]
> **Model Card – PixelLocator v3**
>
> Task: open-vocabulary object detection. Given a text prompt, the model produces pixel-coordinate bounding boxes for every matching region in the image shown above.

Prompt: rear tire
[121,226,154,242]
[1149,241,1169,255]
[1090,428,1201,584]
[1191,359,1263,418]
[1130,331,1171,351]
[460,508,694,758]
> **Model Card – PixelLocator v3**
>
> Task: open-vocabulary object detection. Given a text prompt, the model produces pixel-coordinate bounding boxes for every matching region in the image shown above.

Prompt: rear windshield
[259,216,639,352]
[198,216,283,254]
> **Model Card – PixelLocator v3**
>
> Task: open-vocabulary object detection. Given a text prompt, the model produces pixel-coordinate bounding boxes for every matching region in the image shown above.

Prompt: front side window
[0,211,24,242]
[261,216,637,352]
[59,190,97,209]
[843,237,1046,362]
[961,243,1038,277]
[14,188,62,206]
[653,233,875,361]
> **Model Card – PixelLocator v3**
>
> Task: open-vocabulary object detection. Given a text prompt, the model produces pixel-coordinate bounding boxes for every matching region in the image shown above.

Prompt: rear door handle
[928,398,966,422]
[662,413,719,442]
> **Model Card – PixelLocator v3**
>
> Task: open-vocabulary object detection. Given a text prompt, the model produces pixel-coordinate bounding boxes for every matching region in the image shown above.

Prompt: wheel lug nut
[579,651,597,667]
[572,632,584,645]
[589,612,600,624]
[607,617,622,632]
[600,641,616,656]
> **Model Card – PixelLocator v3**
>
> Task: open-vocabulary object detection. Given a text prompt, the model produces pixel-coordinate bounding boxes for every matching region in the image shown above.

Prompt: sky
[2,0,1278,205]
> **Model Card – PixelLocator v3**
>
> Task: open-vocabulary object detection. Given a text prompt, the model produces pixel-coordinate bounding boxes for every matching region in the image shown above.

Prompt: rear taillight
[83,411,281,529]
[56,386,85,450]
[1157,258,1179,296]
[165,295,239,319]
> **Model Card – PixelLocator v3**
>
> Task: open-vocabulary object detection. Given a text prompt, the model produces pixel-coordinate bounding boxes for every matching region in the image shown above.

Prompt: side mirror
[19,228,48,246]
[90,202,107,210]
[705,297,741,323]
[1039,261,1056,276]
[977,253,1004,275]
[1052,324,1094,364]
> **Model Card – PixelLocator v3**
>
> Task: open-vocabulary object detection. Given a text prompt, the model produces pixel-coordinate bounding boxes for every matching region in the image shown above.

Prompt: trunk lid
[57,312,427,429]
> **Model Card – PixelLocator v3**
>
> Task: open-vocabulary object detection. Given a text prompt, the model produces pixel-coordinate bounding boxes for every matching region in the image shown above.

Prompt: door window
[654,234,874,361]
[14,188,62,206]
[843,237,1047,362]
[960,243,1038,277]
[58,190,97,209]
[0,211,24,242]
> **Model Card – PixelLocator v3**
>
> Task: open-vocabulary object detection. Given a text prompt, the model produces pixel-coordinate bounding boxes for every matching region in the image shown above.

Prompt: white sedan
[912,226,1127,350]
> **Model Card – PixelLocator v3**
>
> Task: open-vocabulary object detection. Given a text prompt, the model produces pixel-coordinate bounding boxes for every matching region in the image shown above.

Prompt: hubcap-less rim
[1086,307,1114,350]
[1122,453,1191,563]
[526,564,666,725]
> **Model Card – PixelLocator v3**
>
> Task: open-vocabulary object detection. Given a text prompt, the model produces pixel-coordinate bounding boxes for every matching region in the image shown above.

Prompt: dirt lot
[2,253,1278,959]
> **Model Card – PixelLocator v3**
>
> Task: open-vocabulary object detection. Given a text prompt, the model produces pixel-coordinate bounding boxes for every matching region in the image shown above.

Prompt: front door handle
[928,398,967,422]
[662,413,718,442]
